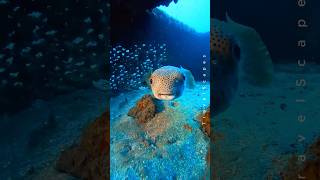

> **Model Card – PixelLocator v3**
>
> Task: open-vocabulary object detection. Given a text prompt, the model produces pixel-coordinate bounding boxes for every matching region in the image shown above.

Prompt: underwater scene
[212,0,320,179]
[0,0,109,179]
[109,0,211,178]
[0,0,319,179]
[109,42,210,177]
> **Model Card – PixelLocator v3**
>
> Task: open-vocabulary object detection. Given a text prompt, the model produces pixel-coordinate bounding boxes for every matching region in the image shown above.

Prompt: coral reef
[55,111,109,180]
[280,137,320,179]
[110,84,210,178]
[127,94,173,140]
[128,94,162,125]
[196,107,211,179]
[197,107,210,137]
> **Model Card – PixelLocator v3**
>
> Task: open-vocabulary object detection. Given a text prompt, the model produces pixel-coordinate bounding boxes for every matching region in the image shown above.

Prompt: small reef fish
[13,82,23,87]
[63,57,73,64]
[109,43,167,92]
[9,72,19,77]
[75,61,85,66]
[28,11,42,18]
[5,42,15,50]
[6,57,13,64]
[90,64,97,69]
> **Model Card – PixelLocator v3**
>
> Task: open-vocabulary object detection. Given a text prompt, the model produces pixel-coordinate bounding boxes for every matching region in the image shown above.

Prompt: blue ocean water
[0,0,319,179]
[158,0,210,33]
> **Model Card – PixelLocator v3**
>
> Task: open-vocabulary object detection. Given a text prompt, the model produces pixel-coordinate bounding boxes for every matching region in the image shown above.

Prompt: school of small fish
[109,43,167,92]
[0,1,109,91]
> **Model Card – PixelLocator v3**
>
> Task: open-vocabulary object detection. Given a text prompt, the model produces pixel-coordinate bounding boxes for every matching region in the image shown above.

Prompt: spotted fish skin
[150,66,185,101]
[211,25,232,60]
[211,19,241,114]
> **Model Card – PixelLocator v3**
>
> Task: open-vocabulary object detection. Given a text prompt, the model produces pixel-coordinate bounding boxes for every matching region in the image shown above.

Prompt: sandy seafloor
[0,88,107,179]
[0,64,319,179]
[110,82,211,179]
[213,63,320,179]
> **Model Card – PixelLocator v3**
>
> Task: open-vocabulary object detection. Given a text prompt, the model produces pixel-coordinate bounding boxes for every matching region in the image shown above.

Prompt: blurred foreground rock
[128,94,163,125]
[281,137,320,180]
[55,110,109,180]
[197,107,210,137]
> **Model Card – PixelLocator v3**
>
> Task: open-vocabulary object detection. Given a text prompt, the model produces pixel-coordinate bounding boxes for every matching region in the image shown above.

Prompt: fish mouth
[158,93,174,96]
[156,93,176,100]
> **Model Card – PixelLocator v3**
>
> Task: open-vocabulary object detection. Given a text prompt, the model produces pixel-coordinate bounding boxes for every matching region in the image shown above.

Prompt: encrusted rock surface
[197,107,210,137]
[280,137,320,180]
[55,111,109,180]
[128,94,160,125]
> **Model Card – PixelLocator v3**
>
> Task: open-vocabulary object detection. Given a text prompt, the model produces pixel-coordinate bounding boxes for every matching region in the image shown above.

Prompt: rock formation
[280,137,320,179]
[55,111,109,180]
[197,107,210,137]
[128,94,162,125]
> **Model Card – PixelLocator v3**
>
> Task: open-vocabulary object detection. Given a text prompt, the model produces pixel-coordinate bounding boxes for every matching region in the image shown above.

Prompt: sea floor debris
[0,88,107,179]
[213,63,320,179]
[110,82,210,179]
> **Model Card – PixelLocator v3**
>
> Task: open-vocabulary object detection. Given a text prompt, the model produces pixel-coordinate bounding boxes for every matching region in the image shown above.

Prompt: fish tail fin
[224,15,274,86]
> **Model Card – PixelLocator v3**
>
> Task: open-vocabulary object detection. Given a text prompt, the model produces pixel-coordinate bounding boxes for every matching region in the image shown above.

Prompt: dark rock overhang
[111,0,178,15]
[110,0,180,42]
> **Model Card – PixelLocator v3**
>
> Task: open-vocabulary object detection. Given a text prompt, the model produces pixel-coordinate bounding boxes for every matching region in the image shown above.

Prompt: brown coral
[197,108,211,137]
[183,124,192,132]
[55,110,109,180]
[128,94,162,125]
[281,137,320,180]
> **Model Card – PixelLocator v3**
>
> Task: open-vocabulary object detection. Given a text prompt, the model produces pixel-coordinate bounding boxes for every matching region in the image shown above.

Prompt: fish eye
[182,75,185,81]
[150,78,153,84]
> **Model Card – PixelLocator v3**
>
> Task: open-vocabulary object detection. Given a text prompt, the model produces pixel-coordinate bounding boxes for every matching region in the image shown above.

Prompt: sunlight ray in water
[158,0,210,33]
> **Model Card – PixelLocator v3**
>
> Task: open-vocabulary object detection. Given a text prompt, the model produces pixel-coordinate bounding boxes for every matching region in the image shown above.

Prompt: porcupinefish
[212,18,240,114]
[212,14,273,115]
[149,66,195,101]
